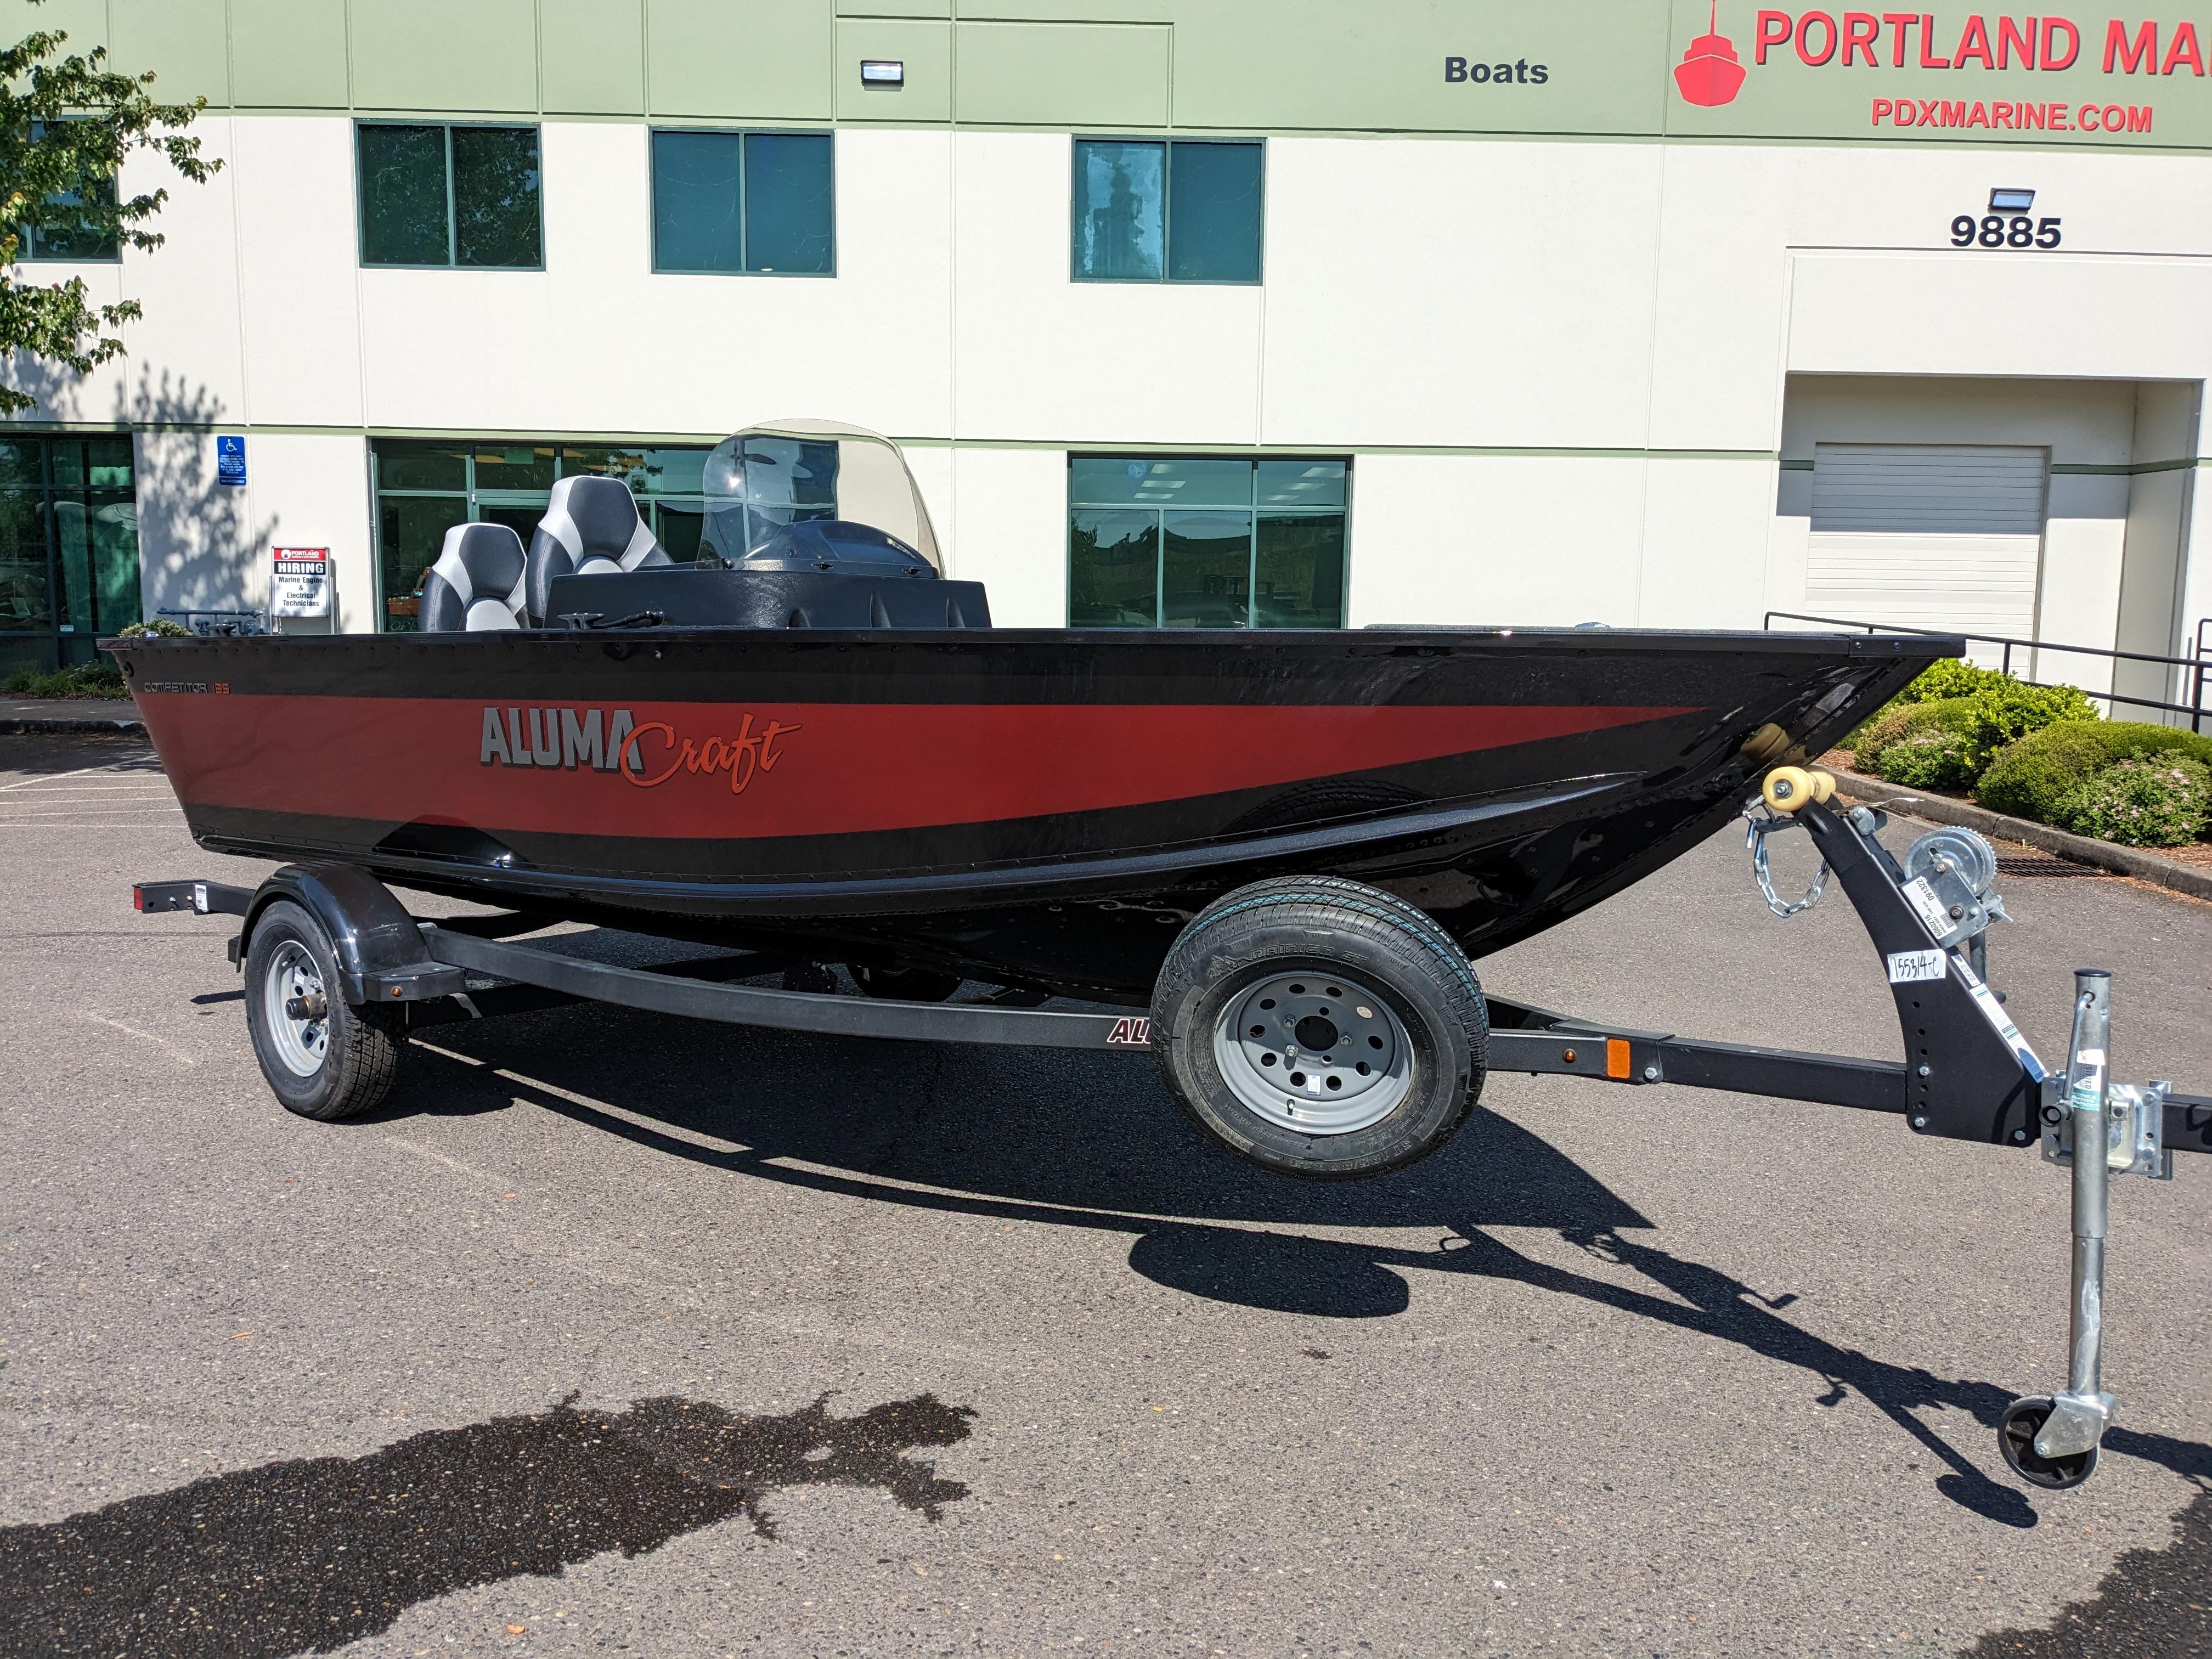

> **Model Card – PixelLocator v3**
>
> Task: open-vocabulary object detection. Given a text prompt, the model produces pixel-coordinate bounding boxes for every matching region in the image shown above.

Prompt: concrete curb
[2,714,144,735]
[1826,763,2212,904]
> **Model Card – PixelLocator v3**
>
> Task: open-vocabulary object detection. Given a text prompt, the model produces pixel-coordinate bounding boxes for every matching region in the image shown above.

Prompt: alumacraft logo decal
[478,706,800,795]
[1104,1017,1152,1047]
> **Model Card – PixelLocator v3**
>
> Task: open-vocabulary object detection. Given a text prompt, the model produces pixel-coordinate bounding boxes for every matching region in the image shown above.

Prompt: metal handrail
[1763,610,2211,732]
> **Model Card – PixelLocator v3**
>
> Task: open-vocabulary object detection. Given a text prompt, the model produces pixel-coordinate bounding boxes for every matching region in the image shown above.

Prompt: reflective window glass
[1072,141,1164,281]
[1167,142,1262,283]
[378,496,459,632]
[377,442,467,493]
[1074,139,1261,284]
[453,127,541,268]
[472,444,556,491]
[52,496,93,633]
[652,131,744,274]
[88,493,140,631]
[22,126,120,262]
[358,125,450,266]
[1068,455,1346,629]
[1255,514,1345,629]
[1161,510,1251,629]
[0,489,49,631]
[0,442,42,489]
[1069,510,1160,628]
[655,504,706,562]
[743,132,833,274]
[1257,459,1345,508]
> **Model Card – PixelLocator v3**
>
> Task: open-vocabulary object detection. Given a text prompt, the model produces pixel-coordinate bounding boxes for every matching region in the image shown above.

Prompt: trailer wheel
[243,899,402,1122]
[1996,1397,2099,1491]
[1150,877,1486,1179]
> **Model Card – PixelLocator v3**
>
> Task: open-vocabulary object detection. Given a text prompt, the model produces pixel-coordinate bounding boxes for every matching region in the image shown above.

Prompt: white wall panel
[249,434,375,635]
[1635,459,1775,629]
[947,446,1066,627]
[230,117,363,427]
[951,132,1260,445]
[359,125,955,439]
[1260,139,1662,450]
[133,430,265,620]
[1344,454,1647,629]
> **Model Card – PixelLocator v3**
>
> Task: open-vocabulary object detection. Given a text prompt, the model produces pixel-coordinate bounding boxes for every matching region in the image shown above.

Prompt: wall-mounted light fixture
[1989,187,2036,212]
[860,60,904,89]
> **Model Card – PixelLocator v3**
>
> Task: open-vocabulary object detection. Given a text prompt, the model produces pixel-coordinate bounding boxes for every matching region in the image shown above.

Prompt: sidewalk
[0,697,144,735]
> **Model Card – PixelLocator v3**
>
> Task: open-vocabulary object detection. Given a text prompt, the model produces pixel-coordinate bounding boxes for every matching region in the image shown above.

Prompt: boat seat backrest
[419,522,529,632]
[524,475,672,623]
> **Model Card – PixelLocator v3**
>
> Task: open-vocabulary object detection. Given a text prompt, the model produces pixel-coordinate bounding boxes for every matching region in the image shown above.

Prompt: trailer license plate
[1887,949,1948,983]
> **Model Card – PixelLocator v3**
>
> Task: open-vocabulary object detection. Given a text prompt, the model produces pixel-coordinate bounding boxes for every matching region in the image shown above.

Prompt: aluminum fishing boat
[111,422,1944,1001]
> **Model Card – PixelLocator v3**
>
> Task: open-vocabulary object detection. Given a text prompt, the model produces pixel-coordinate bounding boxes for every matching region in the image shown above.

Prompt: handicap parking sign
[217,435,246,486]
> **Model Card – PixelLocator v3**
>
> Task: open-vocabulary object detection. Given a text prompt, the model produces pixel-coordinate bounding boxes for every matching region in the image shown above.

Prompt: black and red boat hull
[110,628,1948,997]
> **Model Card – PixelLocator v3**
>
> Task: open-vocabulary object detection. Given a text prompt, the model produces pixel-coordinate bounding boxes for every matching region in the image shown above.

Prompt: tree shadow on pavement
[0,1391,975,1659]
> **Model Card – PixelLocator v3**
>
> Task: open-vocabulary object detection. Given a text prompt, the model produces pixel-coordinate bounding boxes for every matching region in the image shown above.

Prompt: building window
[651,130,834,275]
[17,125,120,261]
[0,435,139,673]
[357,123,542,268]
[1069,455,1346,628]
[370,441,709,630]
[1071,139,1262,284]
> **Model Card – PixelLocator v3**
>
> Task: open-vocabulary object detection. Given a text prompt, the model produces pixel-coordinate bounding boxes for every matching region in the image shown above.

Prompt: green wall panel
[543,0,645,114]
[647,0,833,121]
[230,0,347,108]
[834,0,947,15]
[953,20,1169,129]
[110,0,230,108]
[350,0,539,113]
[10,0,108,56]
[834,16,949,122]
[1171,0,1669,135]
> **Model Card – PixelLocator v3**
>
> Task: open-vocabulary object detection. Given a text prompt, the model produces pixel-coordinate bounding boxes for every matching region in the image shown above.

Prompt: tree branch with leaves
[0,7,218,415]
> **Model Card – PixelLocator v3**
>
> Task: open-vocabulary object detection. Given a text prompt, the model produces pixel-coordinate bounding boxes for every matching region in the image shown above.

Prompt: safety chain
[1743,805,1831,918]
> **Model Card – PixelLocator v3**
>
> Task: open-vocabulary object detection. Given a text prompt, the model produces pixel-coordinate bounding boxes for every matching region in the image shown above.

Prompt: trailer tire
[1150,876,1486,1179]
[243,899,402,1122]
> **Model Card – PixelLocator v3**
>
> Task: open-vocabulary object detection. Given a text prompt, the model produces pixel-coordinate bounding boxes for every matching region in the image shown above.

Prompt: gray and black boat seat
[419,522,529,632]
[523,475,671,624]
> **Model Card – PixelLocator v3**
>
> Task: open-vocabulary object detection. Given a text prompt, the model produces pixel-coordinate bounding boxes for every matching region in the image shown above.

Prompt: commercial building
[4,0,2210,714]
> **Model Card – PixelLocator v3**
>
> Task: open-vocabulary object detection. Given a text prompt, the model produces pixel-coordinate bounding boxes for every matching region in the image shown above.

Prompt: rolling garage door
[1807,444,2047,659]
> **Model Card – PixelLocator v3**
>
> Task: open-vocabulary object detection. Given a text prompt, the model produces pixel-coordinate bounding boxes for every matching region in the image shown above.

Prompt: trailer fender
[235,864,466,1007]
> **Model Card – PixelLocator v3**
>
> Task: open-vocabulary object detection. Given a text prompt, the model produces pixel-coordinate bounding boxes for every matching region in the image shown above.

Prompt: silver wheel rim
[1212,969,1413,1136]
[263,940,330,1078]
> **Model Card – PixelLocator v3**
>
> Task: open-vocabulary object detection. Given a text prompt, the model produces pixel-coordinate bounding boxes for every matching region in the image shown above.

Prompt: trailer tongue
[134,768,2208,1492]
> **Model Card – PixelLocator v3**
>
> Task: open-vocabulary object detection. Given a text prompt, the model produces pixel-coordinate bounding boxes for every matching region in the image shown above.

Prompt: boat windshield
[700,419,942,569]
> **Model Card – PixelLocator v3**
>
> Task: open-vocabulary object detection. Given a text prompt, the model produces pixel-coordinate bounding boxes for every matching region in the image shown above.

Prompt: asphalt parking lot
[3,731,2208,1659]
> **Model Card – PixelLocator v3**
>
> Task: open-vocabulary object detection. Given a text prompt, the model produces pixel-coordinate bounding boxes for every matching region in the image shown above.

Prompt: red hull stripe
[141,696,1699,840]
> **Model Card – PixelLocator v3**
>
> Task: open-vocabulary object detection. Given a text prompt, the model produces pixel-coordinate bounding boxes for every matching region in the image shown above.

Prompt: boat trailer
[135,774,2209,1492]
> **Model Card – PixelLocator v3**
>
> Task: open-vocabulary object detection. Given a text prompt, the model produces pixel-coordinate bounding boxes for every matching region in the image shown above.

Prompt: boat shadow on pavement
[381,998,2211,1534]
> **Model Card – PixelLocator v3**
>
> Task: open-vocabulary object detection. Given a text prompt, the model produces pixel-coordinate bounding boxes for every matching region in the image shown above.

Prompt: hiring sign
[271,548,331,618]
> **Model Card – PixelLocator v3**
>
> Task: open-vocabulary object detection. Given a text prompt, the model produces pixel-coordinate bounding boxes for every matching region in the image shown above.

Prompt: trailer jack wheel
[1998,1397,2098,1490]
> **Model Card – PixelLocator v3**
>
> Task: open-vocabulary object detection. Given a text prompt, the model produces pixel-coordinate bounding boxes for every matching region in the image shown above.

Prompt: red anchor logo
[1674,0,1747,106]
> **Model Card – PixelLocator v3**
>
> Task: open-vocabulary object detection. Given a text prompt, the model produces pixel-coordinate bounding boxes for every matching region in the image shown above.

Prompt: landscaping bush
[1976,720,2212,825]
[1842,664,2097,769]
[1872,722,1982,790]
[2,659,128,699]
[2052,755,2212,848]
[116,619,190,638]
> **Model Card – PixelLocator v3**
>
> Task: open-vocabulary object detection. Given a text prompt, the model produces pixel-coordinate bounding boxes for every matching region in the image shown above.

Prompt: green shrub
[1977,720,2212,823]
[1842,664,2097,764]
[1874,723,1983,790]
[2053,756,2212,848]
[0,660,128,699]
[116,618,189,638]
[1891,658,2019,705]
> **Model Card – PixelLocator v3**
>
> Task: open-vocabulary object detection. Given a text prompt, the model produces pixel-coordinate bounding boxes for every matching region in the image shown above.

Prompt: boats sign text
[478,706,800,795]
